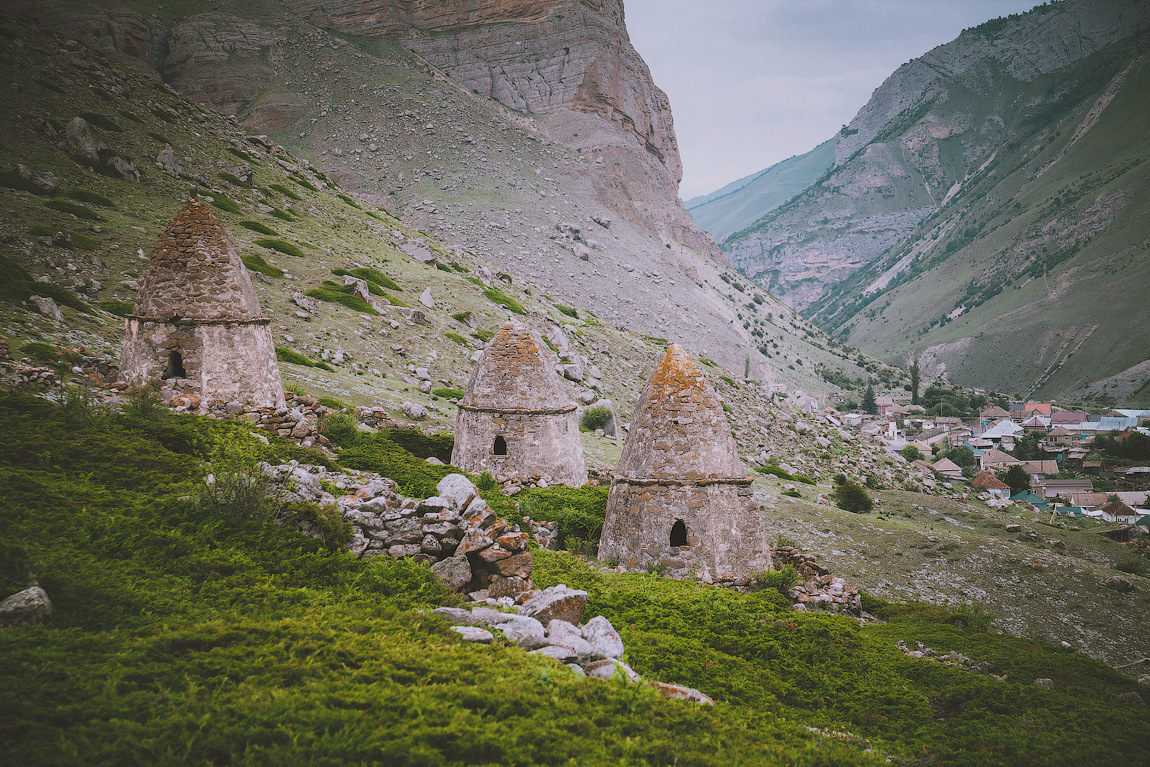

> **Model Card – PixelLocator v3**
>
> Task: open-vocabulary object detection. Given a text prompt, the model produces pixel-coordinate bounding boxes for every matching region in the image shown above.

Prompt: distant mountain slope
[719,0,1150,403]
[686,140,834,242]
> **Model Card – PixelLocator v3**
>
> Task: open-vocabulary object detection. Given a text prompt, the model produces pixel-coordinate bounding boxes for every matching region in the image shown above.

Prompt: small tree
[861,385,878,415]
[909,356,921,406]
[1001,465,1031,496]
[944,445,976,469]
[900,444,923,462]
[832,480,873,514]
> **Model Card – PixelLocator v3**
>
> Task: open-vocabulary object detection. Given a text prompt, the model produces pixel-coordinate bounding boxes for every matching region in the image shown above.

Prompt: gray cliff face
[723,0,1150,313]
[834,0,1150,165]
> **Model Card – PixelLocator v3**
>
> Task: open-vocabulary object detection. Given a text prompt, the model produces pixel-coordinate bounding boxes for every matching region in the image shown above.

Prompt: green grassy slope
[3,391,1148,765]
[806,32,1150,403]
[686,140,835,242]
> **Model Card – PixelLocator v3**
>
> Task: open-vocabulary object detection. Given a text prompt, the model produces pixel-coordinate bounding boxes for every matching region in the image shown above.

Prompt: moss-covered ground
[2,392,1148,765]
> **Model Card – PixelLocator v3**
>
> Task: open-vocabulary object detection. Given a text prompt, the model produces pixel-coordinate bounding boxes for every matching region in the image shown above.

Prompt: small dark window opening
[493,435,508,456]
[163,350,186,379]
[670,519,688,547]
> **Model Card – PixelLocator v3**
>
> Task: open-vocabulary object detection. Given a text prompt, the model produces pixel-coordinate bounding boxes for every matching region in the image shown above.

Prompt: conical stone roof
[132,197,263,322]
[460,321,573,411]
[617,344,745,481]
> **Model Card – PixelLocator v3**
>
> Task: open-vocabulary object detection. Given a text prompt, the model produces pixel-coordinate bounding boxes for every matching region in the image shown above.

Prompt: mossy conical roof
[132,197,263,322]
[617,344,745,480]
[460,321,573,411]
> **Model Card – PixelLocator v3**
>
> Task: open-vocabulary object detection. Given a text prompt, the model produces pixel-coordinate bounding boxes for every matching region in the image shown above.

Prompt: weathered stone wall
[598,479,770,580]
[120,318,284,408]
[451,407,587,487]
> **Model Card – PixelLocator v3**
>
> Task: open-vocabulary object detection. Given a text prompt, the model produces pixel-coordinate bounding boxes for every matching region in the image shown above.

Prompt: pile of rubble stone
[264,467,536,598]
[771,545,862,615]
[204,391,333,449]
[432,584,714,705]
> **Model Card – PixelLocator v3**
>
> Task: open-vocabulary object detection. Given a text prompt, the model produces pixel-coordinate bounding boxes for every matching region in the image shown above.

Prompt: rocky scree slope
[0,17,895,483]
[720,0,1150,402]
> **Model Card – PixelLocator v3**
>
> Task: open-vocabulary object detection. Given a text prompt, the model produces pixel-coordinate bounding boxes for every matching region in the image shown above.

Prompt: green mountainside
[685,140,834,242]
[718,0,1150,404]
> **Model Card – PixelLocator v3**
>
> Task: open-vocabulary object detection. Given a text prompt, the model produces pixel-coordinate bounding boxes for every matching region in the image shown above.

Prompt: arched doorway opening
[163,350,186,379]
[670,519,688,547]
[493,435,508,456]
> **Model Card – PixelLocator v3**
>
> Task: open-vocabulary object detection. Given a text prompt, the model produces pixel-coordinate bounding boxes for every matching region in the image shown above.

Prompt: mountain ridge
[713,0,1150,402]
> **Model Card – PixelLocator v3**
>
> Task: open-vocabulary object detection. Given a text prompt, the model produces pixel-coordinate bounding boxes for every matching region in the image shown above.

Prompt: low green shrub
[580,404,612,431]
[208,194,241,214]
[18,341,58,362]
[748,564,798,596]
[218,171,251,188]
[451,311,472,324]
[45,199,102,220]
[146,130,171,144]
[832,480,873,513]
[316,397,348,411]
[781,489,802,498]
[242,253,284,278]
[0,255,88,312]
[473,328,495,342]
[0,168,56,195]
[289,174,317,191]
[554,304,578,319]
[269,208,294,221]
[444,332,469,347]
[319,411,362,449]
[268,183,302,200]
[255,238,305,258]
[77,112,122,132]
[97,300,133,316]
[275,347,332,371]
[331,267,402,291]
[483,286,526,314]
[238,220,279,236]
[337,193,360,208]
[515,485,609,551]
[432,387,464,400]
[382,428,455,464]
[338,432,457,498]
[64,189,117,208]
[305,284,379,315]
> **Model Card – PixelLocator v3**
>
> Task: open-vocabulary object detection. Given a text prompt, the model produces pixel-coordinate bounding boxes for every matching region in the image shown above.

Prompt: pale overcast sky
[624,1,1041,199]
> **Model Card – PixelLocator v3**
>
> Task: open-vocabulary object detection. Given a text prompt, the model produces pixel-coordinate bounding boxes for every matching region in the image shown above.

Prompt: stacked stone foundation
[451,406,587,487]
[598,478,771,580]
[120,317,284,409]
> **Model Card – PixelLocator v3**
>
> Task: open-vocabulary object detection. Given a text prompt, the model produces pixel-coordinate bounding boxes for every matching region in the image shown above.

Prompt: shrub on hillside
[483,286,526,314]
[832,480,873,514]
[580,405,612,431]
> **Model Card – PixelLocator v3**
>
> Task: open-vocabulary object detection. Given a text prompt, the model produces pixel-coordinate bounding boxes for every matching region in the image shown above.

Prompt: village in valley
[824,389,1150,529]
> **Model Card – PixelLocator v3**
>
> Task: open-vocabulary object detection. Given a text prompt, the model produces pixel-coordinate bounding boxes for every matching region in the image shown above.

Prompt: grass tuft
[255,238,305,258]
